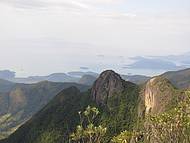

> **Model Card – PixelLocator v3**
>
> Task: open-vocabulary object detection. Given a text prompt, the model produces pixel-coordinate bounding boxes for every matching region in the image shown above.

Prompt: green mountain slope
[1,70,187,143]
[1,70,140,143]
[0,79,15,92]
[0,87,91,143]
[0,81,89,139]
[162,68,190,89]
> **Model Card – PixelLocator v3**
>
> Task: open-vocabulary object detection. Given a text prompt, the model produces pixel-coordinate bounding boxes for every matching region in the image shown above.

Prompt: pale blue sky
[0,0,190,76]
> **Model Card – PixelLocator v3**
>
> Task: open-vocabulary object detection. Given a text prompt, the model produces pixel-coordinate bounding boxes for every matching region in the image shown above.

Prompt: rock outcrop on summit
[143,76,179,115]
[91,70,125,105]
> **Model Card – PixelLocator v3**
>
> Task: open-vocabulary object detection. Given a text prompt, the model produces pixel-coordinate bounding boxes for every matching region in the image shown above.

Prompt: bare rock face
[91,70,124,105]
[145,78,156,114]
[144,76,176,115]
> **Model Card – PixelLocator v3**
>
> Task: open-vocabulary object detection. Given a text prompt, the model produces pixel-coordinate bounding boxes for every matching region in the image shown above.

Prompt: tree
[70,106,107,143]
[112,91,190,143]
[111,130,133,143]
[144,91,190,143]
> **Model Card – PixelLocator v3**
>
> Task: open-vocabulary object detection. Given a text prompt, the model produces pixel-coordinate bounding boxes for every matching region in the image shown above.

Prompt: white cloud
[45,0,91,10]
[0,0,137,20]
[0,0,91,11]
[0,0,46,9]
[77,0,124,5]
[0,0,116,9]
[97,12,137,19]
[0,0,125,13]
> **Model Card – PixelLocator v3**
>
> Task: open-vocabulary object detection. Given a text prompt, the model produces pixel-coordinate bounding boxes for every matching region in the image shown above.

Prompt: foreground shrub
[70,106,107,143]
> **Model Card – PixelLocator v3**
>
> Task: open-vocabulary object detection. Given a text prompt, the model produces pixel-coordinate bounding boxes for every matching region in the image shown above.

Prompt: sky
[0,0,190,77]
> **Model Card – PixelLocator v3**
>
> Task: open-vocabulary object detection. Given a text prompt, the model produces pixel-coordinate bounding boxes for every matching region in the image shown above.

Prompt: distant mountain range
[126,52,190,71]
[0,79,15,92]
[0,70,150,85]
[0,70,96,84]
[162,68,190,89]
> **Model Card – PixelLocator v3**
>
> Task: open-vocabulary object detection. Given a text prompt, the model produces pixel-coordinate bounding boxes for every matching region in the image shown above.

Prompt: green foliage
[0,81,90,139]
[1,87,92,143]
[70,82,140,143]
[70,106,107,143]
[33,130,62,143]
[111,130,145,143]
[111,91,190,143]
[111,131,133,143]
[143,91,190,143]
[100,83,140,141]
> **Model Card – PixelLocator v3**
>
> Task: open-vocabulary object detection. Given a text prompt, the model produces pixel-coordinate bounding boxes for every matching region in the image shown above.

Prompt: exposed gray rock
[91,70,124,105]
[144,77,177,114]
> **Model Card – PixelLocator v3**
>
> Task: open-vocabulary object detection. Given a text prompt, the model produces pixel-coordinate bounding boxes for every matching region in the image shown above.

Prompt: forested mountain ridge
[1,69,190,143]
[0,70,140,143]
[0,81,89,139]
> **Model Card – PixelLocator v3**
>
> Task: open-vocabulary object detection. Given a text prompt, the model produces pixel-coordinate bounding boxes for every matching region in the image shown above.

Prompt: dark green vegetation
[1,68,190,143]
[144,92,190,143]
[100,82,139,142]
[113,91,190,143]
[0,81,89,139]
[1,87,92,143]
[0,71,140,143]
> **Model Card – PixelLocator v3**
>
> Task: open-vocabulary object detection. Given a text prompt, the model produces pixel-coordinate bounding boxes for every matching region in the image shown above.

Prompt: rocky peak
[144,78,156,114]
[91,70,124,105]
[144,76,175,114]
